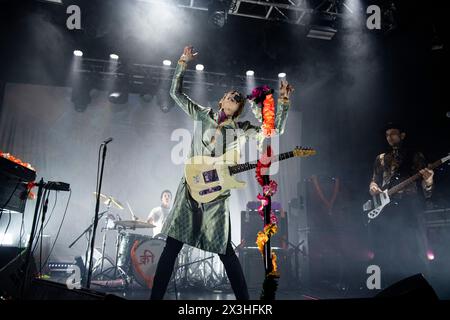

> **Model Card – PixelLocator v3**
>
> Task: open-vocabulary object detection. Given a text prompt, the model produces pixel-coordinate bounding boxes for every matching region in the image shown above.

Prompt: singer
[149,45,294,300]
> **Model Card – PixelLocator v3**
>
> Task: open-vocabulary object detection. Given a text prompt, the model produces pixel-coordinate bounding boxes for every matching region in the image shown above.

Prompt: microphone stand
[86,140,111,288]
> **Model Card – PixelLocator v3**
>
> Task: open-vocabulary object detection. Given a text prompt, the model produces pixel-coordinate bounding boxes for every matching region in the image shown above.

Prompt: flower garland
[254,145,279,276]
[261,93,275,137]
[248,85,276,151]
[0,151,36,171]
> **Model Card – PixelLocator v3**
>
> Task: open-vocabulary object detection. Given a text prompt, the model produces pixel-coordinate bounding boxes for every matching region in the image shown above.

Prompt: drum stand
[112,230,130,283]
[69,208,111,286]
[173,247,220,289]
[90,229,129,290]
[92,202,113,276]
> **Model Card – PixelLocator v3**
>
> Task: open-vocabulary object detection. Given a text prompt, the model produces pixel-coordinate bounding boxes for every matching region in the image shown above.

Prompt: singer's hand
[180,45,198,63]
[279,80,294,99]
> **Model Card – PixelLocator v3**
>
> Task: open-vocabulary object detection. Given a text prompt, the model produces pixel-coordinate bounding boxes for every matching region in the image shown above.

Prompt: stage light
[427,250,435,261]
[73,50,83,57]
[196,64,204,71]
[71,80,92,112]
[246,70,254,76]
[163,60,172,66]
[278,72,286,78]
[208,0,231,28]
[108,91,128,104]
[156,88,172,113]
[110,53,119,60]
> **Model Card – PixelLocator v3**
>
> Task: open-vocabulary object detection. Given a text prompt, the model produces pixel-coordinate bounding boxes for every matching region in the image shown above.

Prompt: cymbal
[93,192,124,210]
[114,220,156,229]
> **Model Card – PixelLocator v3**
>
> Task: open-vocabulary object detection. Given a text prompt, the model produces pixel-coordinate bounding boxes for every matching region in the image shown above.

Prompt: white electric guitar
[185,146,316,204]
[363,154,450,220]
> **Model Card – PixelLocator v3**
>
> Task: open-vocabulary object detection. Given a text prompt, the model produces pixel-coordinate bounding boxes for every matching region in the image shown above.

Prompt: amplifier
[0,176,28,213]
[424,208,450,227]
[241,201,288,249]
[238,247,292,290]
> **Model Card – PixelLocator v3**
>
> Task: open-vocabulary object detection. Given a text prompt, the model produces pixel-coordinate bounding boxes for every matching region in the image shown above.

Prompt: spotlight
[427,250,435,261]
[156,88,172,113]
[246,70,255,76]
[163,60,172,66]
[108,76,129,104]
[208,0,231,28]
[278,72,286,78]
[73,50,83,57]
[110,53,119,60]
[196,64,204,71]
[108,91,128,104]
[382,1,397,34]
[71,80,91,112]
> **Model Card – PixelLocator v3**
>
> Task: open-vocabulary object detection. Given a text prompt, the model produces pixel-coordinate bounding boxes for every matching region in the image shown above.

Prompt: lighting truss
[73,58,279,93]
[137,0,348,25]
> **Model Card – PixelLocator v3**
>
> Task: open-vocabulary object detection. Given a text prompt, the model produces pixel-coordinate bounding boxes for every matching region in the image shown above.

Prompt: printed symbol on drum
[139,250,155,265]
[193,175,200,184]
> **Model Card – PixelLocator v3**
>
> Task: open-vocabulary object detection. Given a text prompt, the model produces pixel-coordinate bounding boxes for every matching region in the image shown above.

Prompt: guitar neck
[387,159,442,196]
[229,151,295,175]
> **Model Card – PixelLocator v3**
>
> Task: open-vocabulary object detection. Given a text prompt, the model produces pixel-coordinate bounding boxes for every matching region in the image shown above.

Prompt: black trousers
[150,236,249,300]
[368,197,427,288]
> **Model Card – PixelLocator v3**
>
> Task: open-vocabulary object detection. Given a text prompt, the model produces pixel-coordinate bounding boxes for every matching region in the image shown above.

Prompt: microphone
[103,137,113,145]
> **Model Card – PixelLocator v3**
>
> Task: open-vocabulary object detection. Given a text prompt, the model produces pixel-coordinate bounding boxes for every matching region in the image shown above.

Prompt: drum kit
[87,192,165,290]
[77,192,230,292]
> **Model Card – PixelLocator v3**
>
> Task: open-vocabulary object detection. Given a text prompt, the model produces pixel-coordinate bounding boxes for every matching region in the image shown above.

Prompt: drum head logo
[130,239,165,288]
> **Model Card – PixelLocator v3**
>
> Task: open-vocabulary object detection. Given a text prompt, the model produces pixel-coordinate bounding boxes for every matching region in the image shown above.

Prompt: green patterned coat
[161,61,290,254]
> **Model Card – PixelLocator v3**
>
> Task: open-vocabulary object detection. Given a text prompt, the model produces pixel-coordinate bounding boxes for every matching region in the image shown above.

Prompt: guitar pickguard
[364,190,391,219]
[199,185,222,196]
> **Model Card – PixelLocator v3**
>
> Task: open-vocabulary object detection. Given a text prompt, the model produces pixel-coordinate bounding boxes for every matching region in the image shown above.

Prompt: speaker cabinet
[241,201,288,249]
[238,247,291,290]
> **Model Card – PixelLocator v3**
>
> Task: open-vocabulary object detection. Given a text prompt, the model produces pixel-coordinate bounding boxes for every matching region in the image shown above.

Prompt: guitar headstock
[293,146,316,157]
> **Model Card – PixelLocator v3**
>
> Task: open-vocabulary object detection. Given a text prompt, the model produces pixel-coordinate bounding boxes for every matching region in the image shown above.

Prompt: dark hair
[385,121,406,133]
[160,189,172,200]
[218,90,246,119]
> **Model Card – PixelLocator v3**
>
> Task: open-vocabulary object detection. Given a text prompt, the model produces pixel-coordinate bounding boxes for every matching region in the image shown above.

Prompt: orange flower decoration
[269,251,278,276]
[255,223,278,254]
[261,94,275,137]
[0,151,36,171]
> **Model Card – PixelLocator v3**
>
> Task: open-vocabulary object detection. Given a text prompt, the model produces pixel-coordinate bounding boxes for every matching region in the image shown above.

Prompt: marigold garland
[1,151,36,199]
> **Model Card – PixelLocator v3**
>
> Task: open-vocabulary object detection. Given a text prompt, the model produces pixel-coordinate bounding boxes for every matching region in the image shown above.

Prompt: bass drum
[130,238,166,289]
[117,233,152,276]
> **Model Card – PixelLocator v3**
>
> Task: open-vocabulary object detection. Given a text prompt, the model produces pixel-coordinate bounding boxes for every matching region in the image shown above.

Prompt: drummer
[146,190,172,238]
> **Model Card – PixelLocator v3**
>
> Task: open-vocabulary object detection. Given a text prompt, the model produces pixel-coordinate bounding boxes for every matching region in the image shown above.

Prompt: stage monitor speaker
[375,274,438,300]
[0,247,35,299]
[241,201,288,249]
[26,278,123,300]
